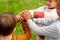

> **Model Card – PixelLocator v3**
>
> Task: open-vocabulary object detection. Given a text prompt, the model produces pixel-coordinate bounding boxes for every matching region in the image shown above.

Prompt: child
[28,0,58,40]
[0,12,31,40]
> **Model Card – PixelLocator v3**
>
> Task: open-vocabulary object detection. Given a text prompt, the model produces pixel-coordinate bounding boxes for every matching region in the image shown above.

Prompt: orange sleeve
[15,21,31,40]
[12,35,29,40]
[21,21,31,40]
[12,20,31,40]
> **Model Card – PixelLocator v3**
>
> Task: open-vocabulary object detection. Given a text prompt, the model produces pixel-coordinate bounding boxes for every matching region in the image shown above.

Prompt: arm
[29,6,58,18]
[29,10,58,25]
[33,18,58,25]
[16,21,31,40]
[21,21,31,40]
[29,10,44,18]
[16,12,31,40]
[27,19,59,38]
[29,8,58,25]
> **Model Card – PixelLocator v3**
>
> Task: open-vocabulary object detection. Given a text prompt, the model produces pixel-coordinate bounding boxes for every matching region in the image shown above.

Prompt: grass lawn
[0,0,45,40]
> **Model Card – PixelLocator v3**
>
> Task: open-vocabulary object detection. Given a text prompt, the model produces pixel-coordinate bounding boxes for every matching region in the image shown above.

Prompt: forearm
[32,18,58,25]
[29,10,44,18]
[21,21,31,39]
[29,10,58,25]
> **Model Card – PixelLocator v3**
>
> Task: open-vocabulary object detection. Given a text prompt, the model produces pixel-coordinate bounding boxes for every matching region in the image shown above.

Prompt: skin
[46,0,57,9]
[20,10,32,21]
[17,10,32,21]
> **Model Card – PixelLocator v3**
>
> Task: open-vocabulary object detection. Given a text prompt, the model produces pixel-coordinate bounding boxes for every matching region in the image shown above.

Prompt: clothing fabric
[12,21,31,40]
[29,6,58,40]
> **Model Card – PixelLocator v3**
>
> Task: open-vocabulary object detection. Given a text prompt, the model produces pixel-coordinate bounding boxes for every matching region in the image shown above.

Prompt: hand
[22,10,32,21]
[19,14,24,22]
[16,11,24,22]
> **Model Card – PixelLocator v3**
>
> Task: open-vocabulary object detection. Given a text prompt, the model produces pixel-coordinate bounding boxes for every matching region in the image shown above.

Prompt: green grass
[0,0,45,40]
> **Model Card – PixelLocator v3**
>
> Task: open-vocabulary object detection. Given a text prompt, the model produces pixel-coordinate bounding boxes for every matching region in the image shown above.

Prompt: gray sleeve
[27,19,58,38]
[33,18,58,25]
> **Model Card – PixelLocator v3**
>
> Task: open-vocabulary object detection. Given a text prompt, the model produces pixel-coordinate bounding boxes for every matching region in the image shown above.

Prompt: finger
[21,17,24,20]
[20,17,24,22]
[22,13,26,17]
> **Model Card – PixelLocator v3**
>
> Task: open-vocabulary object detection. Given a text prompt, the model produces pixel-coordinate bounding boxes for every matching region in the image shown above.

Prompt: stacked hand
[16,10,32,22]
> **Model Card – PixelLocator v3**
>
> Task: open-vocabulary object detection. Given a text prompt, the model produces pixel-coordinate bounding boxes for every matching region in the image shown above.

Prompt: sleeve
[28,6,46,18]
[29,9,58,18]
[29,10,44,18]
[16,21,31,40]
[27,19,59,38]
[33,18,58,25]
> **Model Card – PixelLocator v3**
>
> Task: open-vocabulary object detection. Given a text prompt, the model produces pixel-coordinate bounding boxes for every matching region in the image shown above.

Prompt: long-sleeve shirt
[27,19,60,40]
[12,21,31,40]
[29,6,58,40]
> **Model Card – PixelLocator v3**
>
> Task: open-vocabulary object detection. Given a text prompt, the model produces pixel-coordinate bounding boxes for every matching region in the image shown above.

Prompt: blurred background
[0,0,45,40]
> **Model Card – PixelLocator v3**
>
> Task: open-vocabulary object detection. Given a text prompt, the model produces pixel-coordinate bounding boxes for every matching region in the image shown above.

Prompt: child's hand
[22,10,32,21]
[19,14,24,22]
[16,11,24,22]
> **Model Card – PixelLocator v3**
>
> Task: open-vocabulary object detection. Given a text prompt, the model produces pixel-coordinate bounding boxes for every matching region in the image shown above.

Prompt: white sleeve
[27,19,59,38]
[33,18,58,25]
[28,6,45,17]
